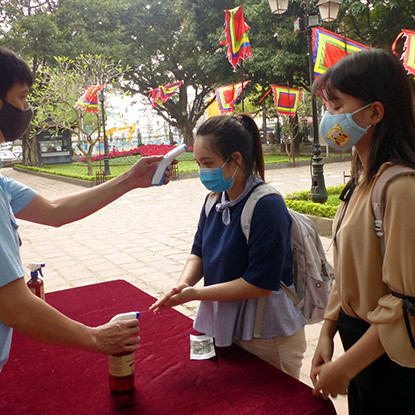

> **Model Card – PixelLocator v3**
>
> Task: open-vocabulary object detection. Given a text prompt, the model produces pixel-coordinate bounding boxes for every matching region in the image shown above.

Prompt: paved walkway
[2,160,351,415]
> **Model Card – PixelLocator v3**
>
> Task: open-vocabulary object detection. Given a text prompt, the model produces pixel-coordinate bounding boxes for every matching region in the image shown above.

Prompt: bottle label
[109,353,135,377]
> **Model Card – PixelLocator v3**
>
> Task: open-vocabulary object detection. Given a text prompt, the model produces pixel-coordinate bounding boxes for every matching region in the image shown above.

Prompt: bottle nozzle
[27,263,45,277]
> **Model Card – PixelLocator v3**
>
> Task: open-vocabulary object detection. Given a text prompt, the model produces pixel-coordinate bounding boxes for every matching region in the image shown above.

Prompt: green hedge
[14,165,115,181]
[285,184,345,218]
[285,199,338,218]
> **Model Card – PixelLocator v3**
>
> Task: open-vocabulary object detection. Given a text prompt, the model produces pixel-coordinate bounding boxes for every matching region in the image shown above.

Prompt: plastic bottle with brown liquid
[108,312,140,394]
[27,263,45,300]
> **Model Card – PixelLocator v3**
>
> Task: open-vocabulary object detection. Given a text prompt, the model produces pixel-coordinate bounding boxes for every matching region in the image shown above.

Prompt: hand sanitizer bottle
[27,263,46,300]
[108,312,140,394]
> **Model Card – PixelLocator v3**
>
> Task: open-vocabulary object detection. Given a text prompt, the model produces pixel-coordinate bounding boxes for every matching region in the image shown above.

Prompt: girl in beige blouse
[310,48,415,415]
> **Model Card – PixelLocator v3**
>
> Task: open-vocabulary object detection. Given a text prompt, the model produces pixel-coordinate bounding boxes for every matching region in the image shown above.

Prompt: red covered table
[0,280,336,415]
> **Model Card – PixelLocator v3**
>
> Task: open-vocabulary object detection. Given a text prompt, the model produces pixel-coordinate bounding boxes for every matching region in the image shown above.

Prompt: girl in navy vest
[151,114,307,378]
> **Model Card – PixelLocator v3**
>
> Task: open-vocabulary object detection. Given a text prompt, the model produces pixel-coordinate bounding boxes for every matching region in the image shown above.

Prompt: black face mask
[0,100,33,142]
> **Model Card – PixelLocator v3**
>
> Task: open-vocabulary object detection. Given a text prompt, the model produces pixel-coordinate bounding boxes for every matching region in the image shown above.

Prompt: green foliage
[3,0,414,150]
[286,184,345,202]
[285,184,346,218]
[14,152,327,180]
[14,164,104,181]
[340,0,415,50]
[285,199,338,218]
[29,54,128,173]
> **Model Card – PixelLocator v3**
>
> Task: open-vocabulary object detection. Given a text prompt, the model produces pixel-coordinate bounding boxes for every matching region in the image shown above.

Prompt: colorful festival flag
[148,81,183,108]
[392,30,415,76]
[74,85,104,113]
[271,85,302,116]
[215,81,250,114]
[223,6,252,69]
[148,88,163,108]
[312,27,368,78]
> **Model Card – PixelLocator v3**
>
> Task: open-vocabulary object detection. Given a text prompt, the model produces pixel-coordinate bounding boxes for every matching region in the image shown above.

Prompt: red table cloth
[0,280,336,415]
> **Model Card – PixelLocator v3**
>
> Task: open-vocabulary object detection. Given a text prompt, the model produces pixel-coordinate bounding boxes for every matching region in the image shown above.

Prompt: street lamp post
[268,0,341,203]
[99,88,111,176]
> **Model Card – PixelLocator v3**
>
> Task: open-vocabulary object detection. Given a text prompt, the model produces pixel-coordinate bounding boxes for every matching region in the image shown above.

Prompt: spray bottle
[109,311,140,394]
[27,263,46,300]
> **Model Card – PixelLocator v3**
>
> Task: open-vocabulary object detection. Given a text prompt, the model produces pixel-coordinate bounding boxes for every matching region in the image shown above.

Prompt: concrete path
[2,160,351,415]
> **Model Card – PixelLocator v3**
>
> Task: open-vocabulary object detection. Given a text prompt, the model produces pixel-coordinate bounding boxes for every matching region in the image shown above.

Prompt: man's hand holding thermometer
[151,144,187,186]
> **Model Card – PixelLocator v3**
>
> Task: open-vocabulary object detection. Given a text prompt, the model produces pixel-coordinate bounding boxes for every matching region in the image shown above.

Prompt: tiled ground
[2,159,352,415]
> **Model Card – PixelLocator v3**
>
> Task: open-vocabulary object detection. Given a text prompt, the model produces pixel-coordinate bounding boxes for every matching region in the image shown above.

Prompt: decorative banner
[215,81,250,114]
[312,27,369,78]
[271,85,302,116]
[223,6,252,69]
[74,85,104,113]
[159,81,183,101]
[206,96,220,118]
[148,88,163,108]
[148,81,183,108]
[392,29,415,76]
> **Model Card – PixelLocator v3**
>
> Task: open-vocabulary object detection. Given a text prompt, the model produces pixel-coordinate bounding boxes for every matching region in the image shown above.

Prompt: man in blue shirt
[0,46,173,372]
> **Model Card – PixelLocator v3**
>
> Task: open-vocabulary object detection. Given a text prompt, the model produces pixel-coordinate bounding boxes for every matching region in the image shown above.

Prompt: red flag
[272,85,302,116]
[223,6,252,69]
[74,85,104,113]
[312,27,368,78]
[148,81,183,108]
[215,81,250,114]
[392,30,415,76]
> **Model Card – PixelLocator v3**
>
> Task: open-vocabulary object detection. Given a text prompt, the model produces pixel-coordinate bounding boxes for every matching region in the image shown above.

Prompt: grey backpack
[205,183,334,324]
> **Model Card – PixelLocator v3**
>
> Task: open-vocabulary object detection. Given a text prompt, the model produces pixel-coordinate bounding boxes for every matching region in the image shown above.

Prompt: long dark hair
[313,48,415,185]
[195,113,265,180]
[0,46,33,100]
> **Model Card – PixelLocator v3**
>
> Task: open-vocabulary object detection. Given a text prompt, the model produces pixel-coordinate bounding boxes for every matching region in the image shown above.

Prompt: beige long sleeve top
[324,162,415,367]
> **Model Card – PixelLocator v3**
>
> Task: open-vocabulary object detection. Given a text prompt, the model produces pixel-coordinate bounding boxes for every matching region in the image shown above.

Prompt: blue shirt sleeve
[0,175,37,287]
[243,194,293,290]
[1,175,37,214]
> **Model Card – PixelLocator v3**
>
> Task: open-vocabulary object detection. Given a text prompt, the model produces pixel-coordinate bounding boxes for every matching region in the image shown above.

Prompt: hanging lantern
[268,0,289,15]
[316,0,341,22]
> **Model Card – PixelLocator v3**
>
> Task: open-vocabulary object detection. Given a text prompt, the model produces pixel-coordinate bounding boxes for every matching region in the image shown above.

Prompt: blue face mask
[199,159,238,193]
[319,103,373,151]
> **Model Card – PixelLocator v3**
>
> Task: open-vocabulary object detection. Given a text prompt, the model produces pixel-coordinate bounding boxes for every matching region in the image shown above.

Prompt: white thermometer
[151,144,187,186]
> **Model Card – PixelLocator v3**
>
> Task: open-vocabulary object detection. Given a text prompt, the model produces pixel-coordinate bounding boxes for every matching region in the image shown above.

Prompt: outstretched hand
[150,282,196,313]
[128,156,177,188]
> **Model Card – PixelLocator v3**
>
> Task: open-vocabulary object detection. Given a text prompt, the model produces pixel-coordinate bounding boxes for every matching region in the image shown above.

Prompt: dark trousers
[337,309,415,415]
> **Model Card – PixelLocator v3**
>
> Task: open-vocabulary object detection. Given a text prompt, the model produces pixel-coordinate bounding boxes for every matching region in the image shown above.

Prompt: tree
[239,0,312,156]
[339,0,415,49]
[4,0,414,153]
[116,0,239,146]
[31,54,126,174]
[0,0,61,74]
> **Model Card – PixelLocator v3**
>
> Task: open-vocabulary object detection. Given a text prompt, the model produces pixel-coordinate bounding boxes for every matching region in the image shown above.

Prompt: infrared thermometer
[151,144,187,186]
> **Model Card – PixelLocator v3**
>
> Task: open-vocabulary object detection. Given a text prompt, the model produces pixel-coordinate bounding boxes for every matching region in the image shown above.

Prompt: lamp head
[316,0,341,22]
[268,0,289,15]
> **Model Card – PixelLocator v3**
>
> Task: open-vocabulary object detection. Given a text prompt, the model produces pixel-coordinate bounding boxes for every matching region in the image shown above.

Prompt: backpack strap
[372,165,415,257]
[204,192,219,218]
[241,184,299,337]
[240,184,281,240]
